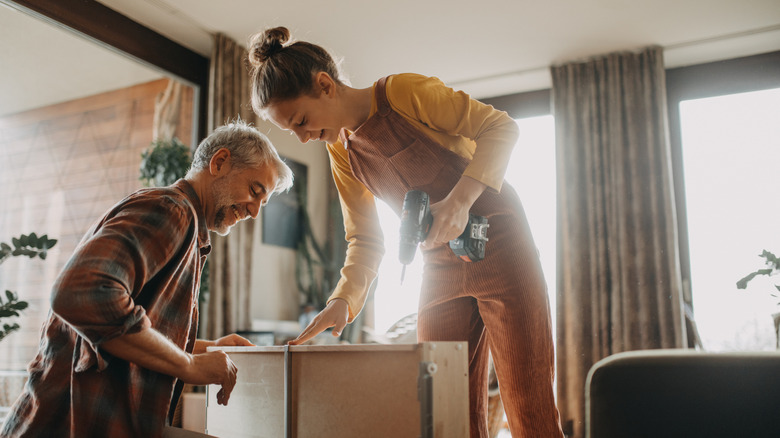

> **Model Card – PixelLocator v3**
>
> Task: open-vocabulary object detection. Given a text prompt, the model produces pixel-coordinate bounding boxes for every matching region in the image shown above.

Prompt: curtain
[551,46,687,437]
[202,33,258,339]
[153,80,183,141]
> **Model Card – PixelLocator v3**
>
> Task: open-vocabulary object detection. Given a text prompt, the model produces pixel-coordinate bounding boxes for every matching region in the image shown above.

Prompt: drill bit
[400,264,407,284]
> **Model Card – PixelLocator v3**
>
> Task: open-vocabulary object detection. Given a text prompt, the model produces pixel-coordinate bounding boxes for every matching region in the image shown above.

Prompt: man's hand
[194,333,254,354]
[101,328,242,405]
[214,333,254,347]
[288,298,349,345]
[188,333,253,405]
[182,350,238,406]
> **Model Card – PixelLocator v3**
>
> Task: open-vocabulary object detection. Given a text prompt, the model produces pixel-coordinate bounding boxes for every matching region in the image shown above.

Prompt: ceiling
[1,0,779,116]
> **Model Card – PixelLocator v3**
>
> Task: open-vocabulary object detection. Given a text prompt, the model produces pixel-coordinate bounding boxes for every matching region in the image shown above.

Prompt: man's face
[208,162,278,236]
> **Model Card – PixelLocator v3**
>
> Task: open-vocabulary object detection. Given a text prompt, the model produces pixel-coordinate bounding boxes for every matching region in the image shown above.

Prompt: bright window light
[372,115,557,336]
[680,87,780,351]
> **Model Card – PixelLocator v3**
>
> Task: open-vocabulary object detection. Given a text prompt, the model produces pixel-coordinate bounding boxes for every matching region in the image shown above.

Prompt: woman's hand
[423,176,487,248]
[288,298,349,345]
[426,197,470,246]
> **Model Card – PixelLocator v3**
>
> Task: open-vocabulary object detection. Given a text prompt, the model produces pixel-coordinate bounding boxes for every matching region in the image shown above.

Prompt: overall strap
[374,76,393,117]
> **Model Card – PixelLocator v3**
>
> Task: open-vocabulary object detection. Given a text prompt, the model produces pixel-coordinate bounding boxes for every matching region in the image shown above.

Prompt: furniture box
[206,342,468,438]
[586,349,780,438]
[0,370,27,428]
[181,392,207,433]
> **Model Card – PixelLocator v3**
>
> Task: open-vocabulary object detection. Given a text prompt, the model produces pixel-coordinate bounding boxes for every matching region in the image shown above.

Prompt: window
[679,87,780,351]
[372,115,557,336]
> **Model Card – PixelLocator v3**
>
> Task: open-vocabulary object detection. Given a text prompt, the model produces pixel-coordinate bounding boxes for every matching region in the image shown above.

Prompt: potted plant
[139,137,191,187]
[0,233,57,342]
[736,250,780,347]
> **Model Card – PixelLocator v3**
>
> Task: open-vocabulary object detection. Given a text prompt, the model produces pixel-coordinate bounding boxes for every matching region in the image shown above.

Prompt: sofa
[586,349,780,437]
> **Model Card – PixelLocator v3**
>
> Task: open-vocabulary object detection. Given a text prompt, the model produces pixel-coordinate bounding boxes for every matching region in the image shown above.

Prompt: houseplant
[139,137,191,187]
[0,233,57,342]
[736,250,780,347]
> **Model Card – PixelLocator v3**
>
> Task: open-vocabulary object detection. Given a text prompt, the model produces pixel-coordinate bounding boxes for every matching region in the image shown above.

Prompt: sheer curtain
[202,33,258,339]
[551,46,687,437]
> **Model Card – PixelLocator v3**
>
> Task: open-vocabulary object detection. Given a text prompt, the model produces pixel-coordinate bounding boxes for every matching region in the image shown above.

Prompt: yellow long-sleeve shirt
[326,73,519,320]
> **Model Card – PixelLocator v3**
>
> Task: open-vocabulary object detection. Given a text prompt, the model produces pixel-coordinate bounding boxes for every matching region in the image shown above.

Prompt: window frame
[483,51,780,320]
[3,0,209,140]
[666,50,780,309]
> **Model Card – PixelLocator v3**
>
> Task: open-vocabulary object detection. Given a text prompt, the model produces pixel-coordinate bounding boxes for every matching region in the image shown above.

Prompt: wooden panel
[205,343,469,438]
[422,342,469,435]
[6,0,208,139]
[0,78,194,370]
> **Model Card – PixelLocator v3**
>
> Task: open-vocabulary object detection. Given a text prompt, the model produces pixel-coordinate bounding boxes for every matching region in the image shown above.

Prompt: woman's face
[266,91,344,145]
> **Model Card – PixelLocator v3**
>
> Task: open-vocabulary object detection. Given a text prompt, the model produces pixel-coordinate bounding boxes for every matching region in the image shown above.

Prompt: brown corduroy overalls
[341,76,563,437]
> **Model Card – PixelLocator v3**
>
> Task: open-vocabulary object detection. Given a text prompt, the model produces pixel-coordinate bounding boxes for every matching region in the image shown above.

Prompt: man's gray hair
[187,120,293,194]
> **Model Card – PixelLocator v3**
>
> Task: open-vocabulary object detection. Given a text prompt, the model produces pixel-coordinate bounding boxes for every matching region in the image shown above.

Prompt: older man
[1,121,293,438]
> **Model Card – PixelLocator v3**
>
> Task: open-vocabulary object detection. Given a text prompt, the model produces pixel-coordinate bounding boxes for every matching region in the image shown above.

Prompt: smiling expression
[266,93,345,145]
[208,163,278,236]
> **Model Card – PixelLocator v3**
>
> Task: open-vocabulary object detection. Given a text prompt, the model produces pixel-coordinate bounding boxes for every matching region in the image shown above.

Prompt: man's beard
[211,176,234,236]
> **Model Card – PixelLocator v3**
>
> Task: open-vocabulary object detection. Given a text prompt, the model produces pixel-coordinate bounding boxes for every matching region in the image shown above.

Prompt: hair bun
[248,26,291,67]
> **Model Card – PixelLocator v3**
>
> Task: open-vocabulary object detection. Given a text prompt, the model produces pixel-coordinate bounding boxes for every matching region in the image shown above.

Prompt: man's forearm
[101,327,192,380]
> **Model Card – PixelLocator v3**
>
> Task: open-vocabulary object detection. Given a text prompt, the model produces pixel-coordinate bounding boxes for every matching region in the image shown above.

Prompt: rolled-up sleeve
[325,142,385,321]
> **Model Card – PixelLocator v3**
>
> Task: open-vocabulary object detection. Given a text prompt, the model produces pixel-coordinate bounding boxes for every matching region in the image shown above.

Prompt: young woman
[247,26,564,437]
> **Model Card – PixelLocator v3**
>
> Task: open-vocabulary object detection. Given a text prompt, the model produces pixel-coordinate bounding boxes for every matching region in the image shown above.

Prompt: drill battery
[449,214,489,262]
[399,190,489,267]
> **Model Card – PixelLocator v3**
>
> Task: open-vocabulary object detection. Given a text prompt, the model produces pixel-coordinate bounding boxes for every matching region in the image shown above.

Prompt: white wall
[249,119,331,322]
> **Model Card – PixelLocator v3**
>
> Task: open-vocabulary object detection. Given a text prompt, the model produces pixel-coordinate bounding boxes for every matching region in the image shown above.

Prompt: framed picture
[262,156,307,249]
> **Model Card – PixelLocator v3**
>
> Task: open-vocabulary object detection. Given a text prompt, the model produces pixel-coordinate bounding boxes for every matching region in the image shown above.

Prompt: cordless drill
[399,190,489,282]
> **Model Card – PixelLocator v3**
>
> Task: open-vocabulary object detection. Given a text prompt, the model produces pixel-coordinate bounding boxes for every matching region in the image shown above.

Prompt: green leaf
[13,301,28,311]
[5,290,14,301]
[19,234,29,247]
[1,242,10,251]
[12,237,21,248]
[0,323,20,341]
[0,310,16,318]
[736,269,774,289]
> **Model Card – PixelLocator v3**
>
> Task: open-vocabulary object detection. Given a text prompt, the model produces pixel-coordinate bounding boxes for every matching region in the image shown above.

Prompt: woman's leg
[471,213,563,437]
[418,248,491,438]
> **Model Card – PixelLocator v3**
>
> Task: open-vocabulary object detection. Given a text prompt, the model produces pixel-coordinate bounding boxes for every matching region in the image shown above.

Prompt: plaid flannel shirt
[1,180,210,438]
